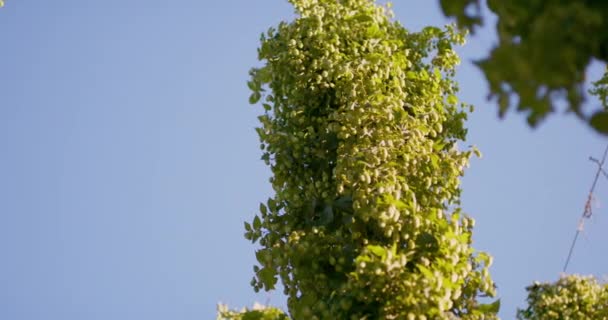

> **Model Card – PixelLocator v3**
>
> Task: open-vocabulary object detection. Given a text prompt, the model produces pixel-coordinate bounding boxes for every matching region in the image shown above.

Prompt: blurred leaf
[590,111,608,134]
[315,205,334,226]
[447,94,458,105]
[418,264,433,279]
[333,195,353,211]
[242,311,264,320]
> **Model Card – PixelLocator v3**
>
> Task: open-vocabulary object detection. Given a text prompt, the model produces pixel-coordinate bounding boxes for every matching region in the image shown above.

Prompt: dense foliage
[218,1,607,319]
[516,275,608,320]
[440,0,608,133]
[243,0,497,318]
[217,304,288,320]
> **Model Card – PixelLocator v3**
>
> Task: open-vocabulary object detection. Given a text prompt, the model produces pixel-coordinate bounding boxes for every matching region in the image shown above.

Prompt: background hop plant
[517,275,608,320]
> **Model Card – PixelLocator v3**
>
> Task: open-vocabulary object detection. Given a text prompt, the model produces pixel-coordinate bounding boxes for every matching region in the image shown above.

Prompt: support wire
[563,144,608,272]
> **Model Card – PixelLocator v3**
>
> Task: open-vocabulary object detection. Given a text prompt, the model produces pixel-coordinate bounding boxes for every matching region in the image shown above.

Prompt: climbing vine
[242,0,497,318]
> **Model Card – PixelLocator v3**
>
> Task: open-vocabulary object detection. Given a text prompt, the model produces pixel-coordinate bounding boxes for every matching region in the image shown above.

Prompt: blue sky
[0,1,606,319]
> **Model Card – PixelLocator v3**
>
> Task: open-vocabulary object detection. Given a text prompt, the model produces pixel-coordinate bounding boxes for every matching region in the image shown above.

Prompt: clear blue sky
[0,1,606,319]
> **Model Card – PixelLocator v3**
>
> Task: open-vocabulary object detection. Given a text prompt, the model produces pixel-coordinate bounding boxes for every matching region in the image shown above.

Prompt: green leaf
[430,154,439,168]
[249,92,261,104]
[478,299,501,314]
[434,68,441,79]
[352,13,374,23]
[417,264,433,279]
[367,245,386,258]
[468,146,481,158]
[366,24,381,38]
[267,198,276,212]
[257,267,277,290]
[242,310,264,320]
[423,26,442,36]
[260,203,268,216]
[447,94,458,105]
[590,111,608,134]
[253,215,262,229]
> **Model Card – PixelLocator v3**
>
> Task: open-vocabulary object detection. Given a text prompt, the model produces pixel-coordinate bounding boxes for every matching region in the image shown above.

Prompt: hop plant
[244,0,497,318]
[517,275,608,320]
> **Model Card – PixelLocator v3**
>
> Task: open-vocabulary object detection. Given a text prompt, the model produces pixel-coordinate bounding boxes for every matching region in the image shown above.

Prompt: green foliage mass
[217,304,288,320]
[244,0,496,318]
[516,275,608,320]
[440,0,608,134]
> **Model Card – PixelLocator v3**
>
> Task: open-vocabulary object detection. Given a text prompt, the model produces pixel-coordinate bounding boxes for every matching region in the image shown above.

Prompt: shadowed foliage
[440,0,608,134]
